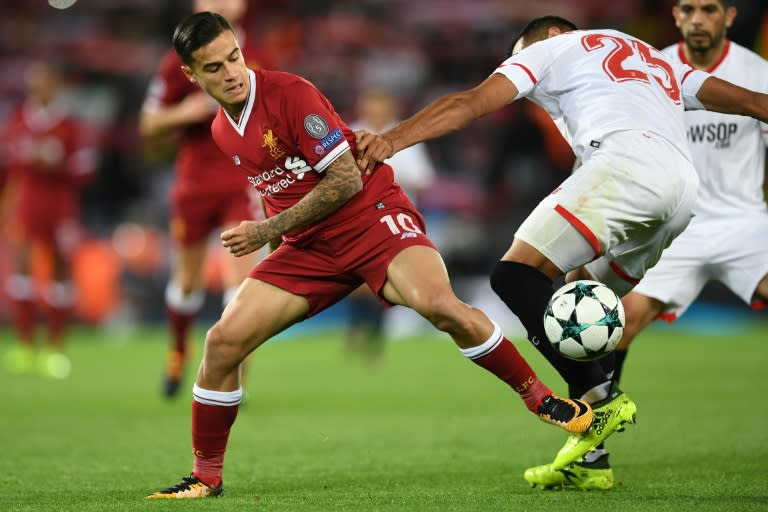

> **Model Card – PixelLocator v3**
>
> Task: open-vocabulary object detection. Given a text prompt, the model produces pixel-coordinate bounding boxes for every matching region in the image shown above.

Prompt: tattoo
[263,151,362,238]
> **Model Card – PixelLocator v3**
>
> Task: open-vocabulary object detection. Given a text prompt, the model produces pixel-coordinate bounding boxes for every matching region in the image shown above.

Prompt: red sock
[471,338,552,412]
[46,305,71,348]
[192,400,239,487]
[9,297,36,343]
[166,306,196,356]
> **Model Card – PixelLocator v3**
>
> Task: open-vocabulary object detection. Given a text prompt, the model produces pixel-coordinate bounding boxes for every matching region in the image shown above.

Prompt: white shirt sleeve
[678,68,710,111]
[492,40,552,100]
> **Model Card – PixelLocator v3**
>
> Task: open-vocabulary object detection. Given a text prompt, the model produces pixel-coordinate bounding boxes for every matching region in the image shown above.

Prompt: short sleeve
[282,79,350,172]
[677,66,710,111]
[142,50,193,112]
[491,41,552,99]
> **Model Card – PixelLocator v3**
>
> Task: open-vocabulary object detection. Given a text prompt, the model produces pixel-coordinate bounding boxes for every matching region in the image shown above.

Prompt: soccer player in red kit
[146,12,595,499]
[140,0,272,397]
[1,61,96,378]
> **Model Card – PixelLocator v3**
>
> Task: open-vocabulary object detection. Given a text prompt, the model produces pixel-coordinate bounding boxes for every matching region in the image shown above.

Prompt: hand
[221,220,271,257]
[355,130,394,174]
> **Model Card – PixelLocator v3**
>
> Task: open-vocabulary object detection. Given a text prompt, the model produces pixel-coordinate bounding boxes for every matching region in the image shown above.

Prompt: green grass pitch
[1,320,767,511]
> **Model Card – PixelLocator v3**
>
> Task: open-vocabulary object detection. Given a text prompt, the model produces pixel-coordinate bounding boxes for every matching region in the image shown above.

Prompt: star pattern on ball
[563,281,601,305]
[595,303,624,339]
[545,302,590,342]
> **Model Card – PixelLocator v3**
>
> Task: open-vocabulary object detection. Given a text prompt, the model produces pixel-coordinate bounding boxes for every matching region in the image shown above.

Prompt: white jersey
[493,29,710,162]
[661,41,768,218]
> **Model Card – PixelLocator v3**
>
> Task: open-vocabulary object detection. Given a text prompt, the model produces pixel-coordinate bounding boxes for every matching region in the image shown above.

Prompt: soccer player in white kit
[532,0,768,491]
[356,14,768,481]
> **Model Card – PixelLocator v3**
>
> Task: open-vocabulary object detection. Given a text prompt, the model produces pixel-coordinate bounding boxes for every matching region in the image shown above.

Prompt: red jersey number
[582,33,681,104]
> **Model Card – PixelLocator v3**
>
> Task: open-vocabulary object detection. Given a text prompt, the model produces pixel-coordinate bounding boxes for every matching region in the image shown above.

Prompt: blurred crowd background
[0,0,766,330]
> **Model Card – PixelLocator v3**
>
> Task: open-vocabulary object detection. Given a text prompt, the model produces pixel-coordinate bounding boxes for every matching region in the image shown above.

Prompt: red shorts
[250,191,436,317]
[10,187,80,257]
[170,185,262,246]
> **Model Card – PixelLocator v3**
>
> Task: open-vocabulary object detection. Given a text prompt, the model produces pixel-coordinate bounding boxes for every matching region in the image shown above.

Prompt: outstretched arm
[695,76,768,123]
[139,92,217,138]
[221,150,362,256]
[356,74,520,173]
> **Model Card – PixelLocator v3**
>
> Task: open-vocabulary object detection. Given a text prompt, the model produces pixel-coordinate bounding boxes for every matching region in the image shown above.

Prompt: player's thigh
[514,199,597,276]
[380,245,456,308]
[215,277,310,355]
[586,177,698,297]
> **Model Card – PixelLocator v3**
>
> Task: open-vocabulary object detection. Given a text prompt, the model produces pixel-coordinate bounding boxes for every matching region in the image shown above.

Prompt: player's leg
[147,277,310,499]
[344,285,386,364]
[380,245,593,434]
[493,235,612,402]
[163,239,208,396]
[216,190,267,392]
[4,238,37,374]
[612,292,664,375]
[37,232,77,379]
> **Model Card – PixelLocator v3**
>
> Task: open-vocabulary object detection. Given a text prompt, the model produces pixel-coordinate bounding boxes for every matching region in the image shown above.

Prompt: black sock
[490,261,608,398]
[611,348,628,385]
[596,352,615,382]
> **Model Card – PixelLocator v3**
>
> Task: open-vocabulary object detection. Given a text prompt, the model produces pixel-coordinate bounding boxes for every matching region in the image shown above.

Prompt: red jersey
[142,32,272,197]
[1,101,94,204]
[211,69,398,244]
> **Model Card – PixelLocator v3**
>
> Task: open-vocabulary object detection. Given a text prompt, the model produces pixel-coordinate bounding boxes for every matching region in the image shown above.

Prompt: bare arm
[696,76,768,123]
[138,92,217,138]
[221,150,363,256]
[356,73,520,172]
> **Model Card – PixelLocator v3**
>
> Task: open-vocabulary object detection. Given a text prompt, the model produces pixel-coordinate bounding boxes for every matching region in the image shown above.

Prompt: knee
[204,322,247,371]
[411,292,470,333]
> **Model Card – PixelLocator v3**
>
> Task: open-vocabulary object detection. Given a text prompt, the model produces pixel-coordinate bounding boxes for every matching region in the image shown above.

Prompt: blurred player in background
[344,87,437,364]
[356,14,768,486]
[147,12,596,499]
[1,61,96,379]
[140,0,271,398]
[540,0,768,490]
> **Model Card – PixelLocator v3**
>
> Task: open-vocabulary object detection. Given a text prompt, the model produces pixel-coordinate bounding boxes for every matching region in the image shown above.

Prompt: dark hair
[676,0,732,7]
[172,11,234,65]
[507,15,578,57]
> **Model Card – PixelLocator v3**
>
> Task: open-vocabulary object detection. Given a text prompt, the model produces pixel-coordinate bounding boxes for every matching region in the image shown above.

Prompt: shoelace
[159,476,201,494]
[540,396,578,422]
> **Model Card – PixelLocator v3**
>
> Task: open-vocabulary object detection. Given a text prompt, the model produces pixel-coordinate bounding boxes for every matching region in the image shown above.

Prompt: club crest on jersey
[304,114,329,139]
[232,155,241,166]
[262,129,286,159]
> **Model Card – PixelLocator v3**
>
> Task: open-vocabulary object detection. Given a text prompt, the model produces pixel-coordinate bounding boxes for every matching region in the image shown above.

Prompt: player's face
[673,0,736,53]
[194,0,246,25]
[184,30,249,114]
[25,63,60,105]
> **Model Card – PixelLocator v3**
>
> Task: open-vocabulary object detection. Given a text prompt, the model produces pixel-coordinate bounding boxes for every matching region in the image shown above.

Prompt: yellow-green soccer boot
[524,454,614,490]
[552,389,637,469]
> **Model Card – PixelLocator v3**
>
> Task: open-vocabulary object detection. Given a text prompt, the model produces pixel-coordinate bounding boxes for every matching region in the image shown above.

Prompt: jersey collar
[224,68,256,137]
[677,39,731,73]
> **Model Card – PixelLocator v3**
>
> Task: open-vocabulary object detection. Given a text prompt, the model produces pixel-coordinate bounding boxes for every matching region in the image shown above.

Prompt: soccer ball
[543,280,625,361]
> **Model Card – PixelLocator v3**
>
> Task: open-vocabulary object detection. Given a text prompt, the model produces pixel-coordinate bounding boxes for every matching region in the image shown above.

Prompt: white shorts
[632,211,768,319]
[516,130,699,297]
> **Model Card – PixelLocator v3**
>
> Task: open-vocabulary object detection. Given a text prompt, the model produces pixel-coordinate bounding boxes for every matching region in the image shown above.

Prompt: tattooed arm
[221,150,363,256]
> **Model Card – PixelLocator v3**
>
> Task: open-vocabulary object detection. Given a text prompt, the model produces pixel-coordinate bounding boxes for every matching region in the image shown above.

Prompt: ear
[724,6,737,30]
[672,6,682,29]
[181,65,197,84]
